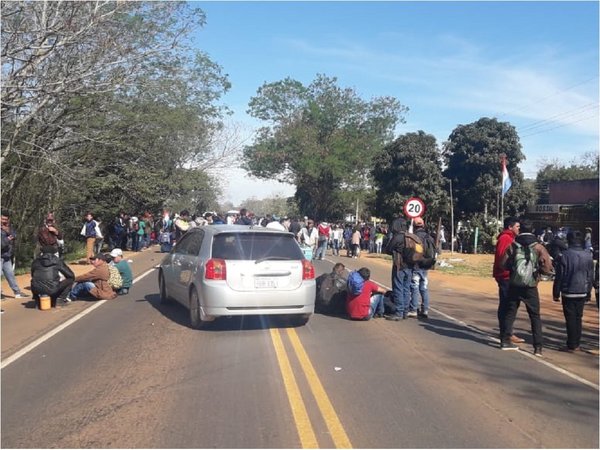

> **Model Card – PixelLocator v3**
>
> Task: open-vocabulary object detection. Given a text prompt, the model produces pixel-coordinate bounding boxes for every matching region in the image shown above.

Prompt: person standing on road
[1,211,29,299]
[109,248,133,296]
[385,217,411,321]
[300,219,319,259]
[80,212,99,264]
[500,219,553,356]
[346,267,386,321]
[235,208,253,225]
[410,217,436,319]
[493,216,525,345]
[315,221,330,260]
[36,213,63,257]
[552,231,594,352]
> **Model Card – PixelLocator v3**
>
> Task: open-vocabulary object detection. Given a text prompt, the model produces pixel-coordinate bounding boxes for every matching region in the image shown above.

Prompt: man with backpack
[315,263,347,315]
[552,231,594,352]
[493,216,525,345]
[409,217,436,318]
[385,217,423,321]
[346,267,387,320]
[500,219,553,355]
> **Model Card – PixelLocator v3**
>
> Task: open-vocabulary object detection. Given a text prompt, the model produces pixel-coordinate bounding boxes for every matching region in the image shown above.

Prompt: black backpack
[315,273,347,315]
[419,233,437,269]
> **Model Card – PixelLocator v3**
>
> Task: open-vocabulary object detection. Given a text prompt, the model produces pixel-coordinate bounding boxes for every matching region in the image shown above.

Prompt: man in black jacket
[385,217,411,321]
[31,245,75,308]
[552,231,594,352]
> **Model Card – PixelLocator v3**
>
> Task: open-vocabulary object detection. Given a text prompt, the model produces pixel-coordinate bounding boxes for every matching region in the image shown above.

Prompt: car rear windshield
[212,232,304,260]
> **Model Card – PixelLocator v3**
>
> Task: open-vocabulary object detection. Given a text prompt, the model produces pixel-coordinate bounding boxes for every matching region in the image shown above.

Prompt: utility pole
[450,179,455,254]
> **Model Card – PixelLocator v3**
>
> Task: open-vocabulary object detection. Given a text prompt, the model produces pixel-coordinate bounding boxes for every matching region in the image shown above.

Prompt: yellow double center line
[270,328,352,449]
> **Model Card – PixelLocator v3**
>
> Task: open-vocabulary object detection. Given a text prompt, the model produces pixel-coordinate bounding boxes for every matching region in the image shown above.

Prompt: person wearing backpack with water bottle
[500,219,553,356]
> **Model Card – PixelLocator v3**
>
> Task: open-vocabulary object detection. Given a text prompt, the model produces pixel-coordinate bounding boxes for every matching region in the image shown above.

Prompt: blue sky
[193,1,599,205]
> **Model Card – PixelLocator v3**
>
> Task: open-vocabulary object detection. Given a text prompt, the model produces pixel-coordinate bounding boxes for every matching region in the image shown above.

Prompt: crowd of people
[2,205,598,358]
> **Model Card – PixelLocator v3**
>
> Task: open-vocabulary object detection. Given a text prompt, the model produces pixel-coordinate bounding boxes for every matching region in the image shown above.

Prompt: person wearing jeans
[410,268,430,317]
[346,267,386,321]
[1,211,29,298]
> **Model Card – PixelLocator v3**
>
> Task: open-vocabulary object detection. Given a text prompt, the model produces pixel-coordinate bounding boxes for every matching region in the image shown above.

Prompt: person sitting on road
[68,254,117,301]
[346,267,386,321]
[109,248,133,296]
[315,263,347,315]
[30,245,75,308]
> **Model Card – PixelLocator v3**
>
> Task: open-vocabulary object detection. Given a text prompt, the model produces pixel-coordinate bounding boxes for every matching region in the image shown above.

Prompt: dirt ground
[362,252,599,339]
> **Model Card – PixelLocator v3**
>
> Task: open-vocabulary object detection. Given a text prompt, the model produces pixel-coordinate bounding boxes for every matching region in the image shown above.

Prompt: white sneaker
[406,311,418,318]
[14,293,30,298]
[63,297,72,303]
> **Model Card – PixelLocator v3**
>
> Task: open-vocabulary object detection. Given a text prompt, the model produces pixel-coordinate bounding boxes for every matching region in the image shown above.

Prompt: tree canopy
[443,117,530,217]
[1,1,232,262]
[242,74,408,220]
[372,131,449,222]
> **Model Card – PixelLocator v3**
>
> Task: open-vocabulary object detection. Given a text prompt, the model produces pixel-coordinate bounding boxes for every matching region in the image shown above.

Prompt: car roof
[187,225,293,237]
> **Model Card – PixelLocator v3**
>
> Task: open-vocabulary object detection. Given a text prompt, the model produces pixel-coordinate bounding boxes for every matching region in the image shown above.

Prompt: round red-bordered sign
[403,197,426,218]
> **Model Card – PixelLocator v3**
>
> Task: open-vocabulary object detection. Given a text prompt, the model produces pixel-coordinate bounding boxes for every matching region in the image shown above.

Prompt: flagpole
[500,153,506,228]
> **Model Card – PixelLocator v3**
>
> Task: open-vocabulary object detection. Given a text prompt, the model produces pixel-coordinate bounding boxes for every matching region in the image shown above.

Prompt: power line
[518,103,598,133]
[520,113,598,138]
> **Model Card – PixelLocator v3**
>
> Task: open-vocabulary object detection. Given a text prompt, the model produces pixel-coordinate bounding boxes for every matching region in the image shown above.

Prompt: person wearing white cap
[109,248,133,295]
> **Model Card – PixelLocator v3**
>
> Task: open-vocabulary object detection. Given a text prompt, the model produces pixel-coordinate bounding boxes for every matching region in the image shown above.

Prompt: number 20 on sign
[404,197,426,218]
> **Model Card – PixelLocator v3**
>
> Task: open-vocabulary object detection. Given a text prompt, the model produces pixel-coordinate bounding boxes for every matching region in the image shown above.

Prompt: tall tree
[243,74,407,220]
[372,131,448,222]
[1,1,231,264]
[443,117,528,217]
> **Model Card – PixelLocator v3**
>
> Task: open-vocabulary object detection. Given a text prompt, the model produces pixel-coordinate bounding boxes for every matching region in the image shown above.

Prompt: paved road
[1,249,598,448]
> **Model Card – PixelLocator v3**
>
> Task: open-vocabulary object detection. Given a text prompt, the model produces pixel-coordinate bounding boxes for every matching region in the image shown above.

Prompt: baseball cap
[110,248,123,258]
[413,217,425,227]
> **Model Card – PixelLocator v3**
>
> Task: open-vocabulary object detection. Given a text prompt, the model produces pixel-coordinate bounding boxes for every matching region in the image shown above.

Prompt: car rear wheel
[189,289,206,329]
[290,314,310,327]
[159,272,171,304]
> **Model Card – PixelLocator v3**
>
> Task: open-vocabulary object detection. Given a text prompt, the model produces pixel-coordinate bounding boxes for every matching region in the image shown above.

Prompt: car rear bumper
[200,282,316,318]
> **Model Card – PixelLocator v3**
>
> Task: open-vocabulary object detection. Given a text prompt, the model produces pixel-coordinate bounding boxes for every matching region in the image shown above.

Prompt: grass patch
[367,252,494,278]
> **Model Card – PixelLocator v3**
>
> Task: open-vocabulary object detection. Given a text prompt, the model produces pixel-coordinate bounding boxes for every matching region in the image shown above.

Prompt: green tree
[243,74,407,220]
[372,130,449,223]
[443,117,528,217]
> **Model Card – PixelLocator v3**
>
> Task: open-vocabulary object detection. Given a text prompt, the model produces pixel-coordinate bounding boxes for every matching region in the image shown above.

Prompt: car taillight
[302,259,315,280]
[205,258,227,280]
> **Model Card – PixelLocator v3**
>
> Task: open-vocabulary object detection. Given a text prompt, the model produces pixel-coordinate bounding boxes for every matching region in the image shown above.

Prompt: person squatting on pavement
[493,216,525,344]
[552,230,594,353]
[1,210,29,298]
[30,245,75,308]
[68,254,117,301]
[346,267,387,321]
[385,217,411,321]
[109,248,133,296]
[500,219,553,356]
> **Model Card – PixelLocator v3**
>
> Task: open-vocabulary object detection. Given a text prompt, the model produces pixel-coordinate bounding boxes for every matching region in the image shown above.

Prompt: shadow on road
[142,293,309,332]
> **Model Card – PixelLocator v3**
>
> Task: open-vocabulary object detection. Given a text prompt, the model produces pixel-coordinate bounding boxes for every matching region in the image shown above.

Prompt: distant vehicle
[158,225,316,328]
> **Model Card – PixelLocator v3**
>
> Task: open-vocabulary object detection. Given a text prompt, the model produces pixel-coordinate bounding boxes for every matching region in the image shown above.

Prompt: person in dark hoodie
[501,219,553,356]
[384,217,412,321]
[552,230,594,352]
[30,245,75,308]
[492,216,525,344]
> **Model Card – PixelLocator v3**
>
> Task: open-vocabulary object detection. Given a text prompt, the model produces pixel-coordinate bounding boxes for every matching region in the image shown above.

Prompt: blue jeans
[410,268,430,312]
[367,294,385,319]
[391,267,412,317]
[332,239,340,256]
[70,281,95,299]
[1,258,22,295]
[315,239,328,260]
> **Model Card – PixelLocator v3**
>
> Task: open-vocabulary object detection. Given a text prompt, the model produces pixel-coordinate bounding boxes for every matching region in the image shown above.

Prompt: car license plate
[254,277,277,289]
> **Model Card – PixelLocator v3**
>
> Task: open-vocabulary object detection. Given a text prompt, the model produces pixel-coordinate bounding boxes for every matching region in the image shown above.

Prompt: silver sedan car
[158,225,316,328]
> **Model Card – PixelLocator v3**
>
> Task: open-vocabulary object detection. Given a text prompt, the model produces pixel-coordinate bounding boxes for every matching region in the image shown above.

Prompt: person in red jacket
[346,267,387,320]
[493,216,523,344]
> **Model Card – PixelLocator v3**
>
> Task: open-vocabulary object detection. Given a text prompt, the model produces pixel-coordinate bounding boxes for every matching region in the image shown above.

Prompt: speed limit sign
[403,197,426,218]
